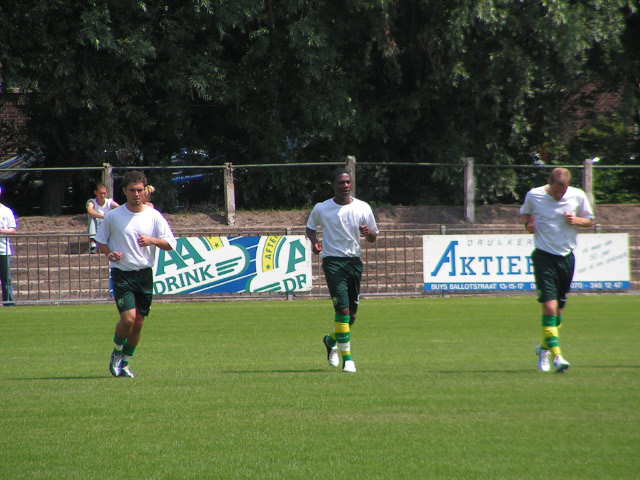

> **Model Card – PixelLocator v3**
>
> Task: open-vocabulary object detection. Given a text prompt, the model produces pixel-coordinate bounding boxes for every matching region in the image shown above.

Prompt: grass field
[1,296,639,479]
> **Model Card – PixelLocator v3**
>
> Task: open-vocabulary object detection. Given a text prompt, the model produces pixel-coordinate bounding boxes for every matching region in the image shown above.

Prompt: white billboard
[423,233,630,292]
[153,235,312,295]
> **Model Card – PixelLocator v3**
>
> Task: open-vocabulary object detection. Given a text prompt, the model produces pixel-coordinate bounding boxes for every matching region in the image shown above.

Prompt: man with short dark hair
[521,167,594,373]
[306,168,378,373]
[96,171,176,378]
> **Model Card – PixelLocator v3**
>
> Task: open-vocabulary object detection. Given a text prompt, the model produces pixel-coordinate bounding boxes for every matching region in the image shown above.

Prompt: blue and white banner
[423,233,630,292]
[153,235,312,294]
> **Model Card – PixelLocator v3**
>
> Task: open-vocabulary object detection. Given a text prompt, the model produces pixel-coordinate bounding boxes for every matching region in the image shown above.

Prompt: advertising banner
[153,235,312,294]
[423,233,630,292]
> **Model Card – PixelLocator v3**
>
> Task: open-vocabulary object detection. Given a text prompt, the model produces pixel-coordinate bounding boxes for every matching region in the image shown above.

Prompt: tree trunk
[40,171,67,215]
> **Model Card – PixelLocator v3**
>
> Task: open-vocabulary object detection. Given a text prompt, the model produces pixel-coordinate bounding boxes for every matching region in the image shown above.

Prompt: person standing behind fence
[520,167,594,373]
[87,183,119,254]
[0,186,17,306]
[142,185,155,209]
[95,171,176,378]
[306,168,379,373]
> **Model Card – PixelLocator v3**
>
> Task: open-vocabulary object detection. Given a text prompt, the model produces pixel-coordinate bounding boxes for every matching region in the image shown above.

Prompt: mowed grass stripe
[0,296,638,479]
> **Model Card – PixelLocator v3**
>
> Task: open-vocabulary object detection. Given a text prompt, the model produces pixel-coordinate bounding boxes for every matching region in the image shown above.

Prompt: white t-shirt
[306,197,379,258]
[0,203,17,255]
[520,185,595,256]
[95,204,177,271]
[87,197,117,234]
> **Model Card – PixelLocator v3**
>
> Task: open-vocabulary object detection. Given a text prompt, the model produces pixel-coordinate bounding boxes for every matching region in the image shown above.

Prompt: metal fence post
[345,155,356,198]
[464,157,475,223]
[224,162,236,226]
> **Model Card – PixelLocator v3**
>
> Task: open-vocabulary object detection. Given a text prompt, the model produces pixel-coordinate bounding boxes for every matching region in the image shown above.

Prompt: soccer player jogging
[306,168,379,373]
[520,168,594,373]
[95,171,177,378]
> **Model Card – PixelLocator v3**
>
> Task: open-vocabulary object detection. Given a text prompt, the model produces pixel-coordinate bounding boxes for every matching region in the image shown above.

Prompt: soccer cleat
[553,355,570,373]
[323,335,339,368]
[342,360,357,373]
[118,365,136,378]
[536,344,551,372]
[109,352,123,377]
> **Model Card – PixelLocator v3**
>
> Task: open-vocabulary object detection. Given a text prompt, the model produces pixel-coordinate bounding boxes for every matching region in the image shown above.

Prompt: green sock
[326,334,336,348]
[334,314,352,362]
[122,344,136,365]
[113,334,126,355]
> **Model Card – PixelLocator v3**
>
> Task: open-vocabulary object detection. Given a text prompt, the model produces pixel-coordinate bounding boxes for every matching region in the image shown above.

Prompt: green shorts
[531,249,575,309]
[321,256,363,312]
[111,267,154,316]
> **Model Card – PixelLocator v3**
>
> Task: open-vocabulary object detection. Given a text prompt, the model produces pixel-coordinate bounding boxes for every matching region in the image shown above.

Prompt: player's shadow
[577,365,640,370]
[8,375,109,381]
[223,368,327,374]
[426,369,533,374]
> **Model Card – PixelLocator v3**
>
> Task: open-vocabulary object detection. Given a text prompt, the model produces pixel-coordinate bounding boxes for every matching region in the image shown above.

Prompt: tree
[0,1,241,213]
[1,0,637,213]
[351,0,638,204]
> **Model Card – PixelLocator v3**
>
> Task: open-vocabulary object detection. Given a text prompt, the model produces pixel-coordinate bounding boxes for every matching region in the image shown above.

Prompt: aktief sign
[153,235,312,294]
[423,234,630,292]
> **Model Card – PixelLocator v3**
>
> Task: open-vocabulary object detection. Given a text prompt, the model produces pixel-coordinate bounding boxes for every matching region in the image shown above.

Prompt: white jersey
[307,197,379,258]
[87,197,117,235]
[0,203,17,255]
[520,185,594,256]
[95,204,177,271]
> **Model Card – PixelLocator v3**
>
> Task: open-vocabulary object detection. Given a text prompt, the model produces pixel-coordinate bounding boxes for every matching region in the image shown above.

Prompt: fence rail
[6,224,640,305]
[2,156,634,221]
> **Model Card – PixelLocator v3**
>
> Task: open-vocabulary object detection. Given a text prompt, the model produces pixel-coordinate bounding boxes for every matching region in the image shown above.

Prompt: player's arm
[522,214,535,233]
[359,225,377,243]
[96,242,121,262]
[86,201,104,219]
[564,213,594,228]
[306,227,322,255]
[137,235,174,250]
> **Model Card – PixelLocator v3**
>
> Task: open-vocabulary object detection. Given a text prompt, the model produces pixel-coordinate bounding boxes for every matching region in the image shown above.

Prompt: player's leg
[118,311,144,378]
[109,308,135,376]
[334,306,354,371]
[88,218,98,253]
[541,299,560,357]
[322,258,354,371]
[0,254,15,306]
[538,276,572,373]
[532,249,559,372]
[550,253,575,372]
[119,268,154,377]
[109,268,138,376]
[346,258,364,326]
[320,258,340,367]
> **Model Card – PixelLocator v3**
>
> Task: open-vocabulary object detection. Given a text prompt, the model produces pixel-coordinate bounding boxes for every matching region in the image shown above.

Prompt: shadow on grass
[7,375,111,381]
[426,365,640,374]
[223,368,327,374]
[576,365,640,369]
[426,369,533,374]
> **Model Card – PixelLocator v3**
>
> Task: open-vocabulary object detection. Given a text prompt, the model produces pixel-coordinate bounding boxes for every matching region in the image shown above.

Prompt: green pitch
[1,296,638,479]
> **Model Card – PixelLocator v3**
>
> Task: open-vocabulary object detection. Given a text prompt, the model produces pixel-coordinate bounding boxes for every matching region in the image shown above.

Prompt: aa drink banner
[423,233,630,292]
[153,235,312,294]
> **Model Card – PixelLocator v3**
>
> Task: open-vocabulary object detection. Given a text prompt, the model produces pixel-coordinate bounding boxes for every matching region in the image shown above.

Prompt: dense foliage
[1,0,638,214]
